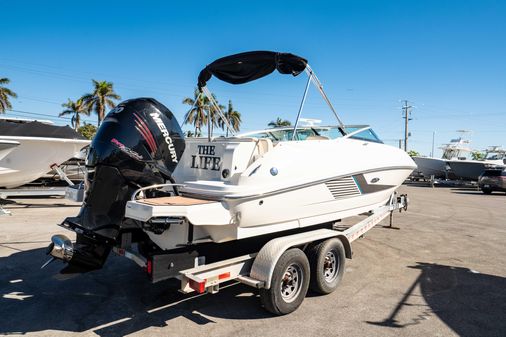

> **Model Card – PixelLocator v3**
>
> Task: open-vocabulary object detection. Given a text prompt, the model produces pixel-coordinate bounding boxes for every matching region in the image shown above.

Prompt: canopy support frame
[305,65,347,134]
[201,86,236,141]
[291,73,313,140]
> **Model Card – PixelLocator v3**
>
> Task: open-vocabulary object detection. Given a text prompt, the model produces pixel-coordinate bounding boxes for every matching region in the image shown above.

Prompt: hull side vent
[325,176,361,199]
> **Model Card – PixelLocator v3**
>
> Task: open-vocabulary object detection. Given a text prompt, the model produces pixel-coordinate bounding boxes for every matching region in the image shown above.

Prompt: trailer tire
[259,248,310,315]
[308,238,345,294]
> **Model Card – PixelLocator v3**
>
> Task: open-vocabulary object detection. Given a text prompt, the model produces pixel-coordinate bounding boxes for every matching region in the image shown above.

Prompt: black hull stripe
[221,165,415,201]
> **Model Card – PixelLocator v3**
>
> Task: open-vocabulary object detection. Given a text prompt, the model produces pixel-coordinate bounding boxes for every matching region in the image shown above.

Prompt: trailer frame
[114,192,408,304]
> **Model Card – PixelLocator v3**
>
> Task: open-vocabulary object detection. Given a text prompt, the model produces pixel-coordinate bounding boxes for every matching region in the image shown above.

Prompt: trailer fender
[250,229,349,289]
[337,235,352,259]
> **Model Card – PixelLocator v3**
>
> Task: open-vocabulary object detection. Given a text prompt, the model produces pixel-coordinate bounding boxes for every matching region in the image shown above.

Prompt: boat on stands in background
[0,117,90,188]
[412,131,472,179]
[447,146,506,181]
[0,140,19,161]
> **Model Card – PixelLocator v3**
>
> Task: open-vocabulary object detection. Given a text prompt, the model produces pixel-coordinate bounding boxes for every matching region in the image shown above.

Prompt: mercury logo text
[149,112,178,163]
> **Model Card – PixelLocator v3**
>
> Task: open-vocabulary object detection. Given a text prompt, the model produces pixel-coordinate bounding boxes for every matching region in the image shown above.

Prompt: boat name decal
[111,138,143,161]
[190,145,221,171]
[149,112,179,163]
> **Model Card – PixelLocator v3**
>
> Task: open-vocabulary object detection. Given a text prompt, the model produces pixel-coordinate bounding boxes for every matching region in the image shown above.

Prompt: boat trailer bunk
[110,191,409,315]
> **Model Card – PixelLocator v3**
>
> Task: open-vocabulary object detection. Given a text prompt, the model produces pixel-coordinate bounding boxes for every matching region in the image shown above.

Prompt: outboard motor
[46,98,185,272]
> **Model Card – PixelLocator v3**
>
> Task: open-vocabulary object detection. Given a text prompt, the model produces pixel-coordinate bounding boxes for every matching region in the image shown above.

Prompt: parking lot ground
[0,184,505,337]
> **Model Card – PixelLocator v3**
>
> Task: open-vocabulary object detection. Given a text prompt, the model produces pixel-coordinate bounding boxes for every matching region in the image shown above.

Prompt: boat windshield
[240,126,341,141]
[239,125,383,143]
[442,148,461,160]
[485,151,506,160]
[344,126,383,143]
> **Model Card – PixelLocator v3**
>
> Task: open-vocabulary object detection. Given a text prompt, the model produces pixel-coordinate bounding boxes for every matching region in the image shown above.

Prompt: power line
[16,95,62,105]
[1,60,405,104]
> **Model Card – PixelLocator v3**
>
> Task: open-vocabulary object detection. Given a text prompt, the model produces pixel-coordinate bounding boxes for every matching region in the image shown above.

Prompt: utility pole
[431,131,436,158]
[402,100,413,152]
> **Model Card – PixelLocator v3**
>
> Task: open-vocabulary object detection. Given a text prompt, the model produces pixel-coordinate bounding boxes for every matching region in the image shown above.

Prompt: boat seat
[251,138,273,162]
[257,138,273,155]
[306,135,329,140]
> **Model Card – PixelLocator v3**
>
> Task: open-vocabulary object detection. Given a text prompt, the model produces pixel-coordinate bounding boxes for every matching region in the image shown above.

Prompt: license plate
[484,184,490,188]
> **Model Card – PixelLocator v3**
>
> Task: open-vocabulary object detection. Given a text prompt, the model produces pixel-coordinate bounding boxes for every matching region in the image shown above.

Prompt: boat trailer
[109,192,408,314]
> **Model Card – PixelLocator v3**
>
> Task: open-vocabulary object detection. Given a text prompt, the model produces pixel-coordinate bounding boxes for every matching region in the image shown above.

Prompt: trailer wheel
[308,238,345,294]
[482,188,492,195]
[259,248,310,315]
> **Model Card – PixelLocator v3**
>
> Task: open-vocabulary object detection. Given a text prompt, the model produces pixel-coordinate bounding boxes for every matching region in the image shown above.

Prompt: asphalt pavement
[0,184,505,337]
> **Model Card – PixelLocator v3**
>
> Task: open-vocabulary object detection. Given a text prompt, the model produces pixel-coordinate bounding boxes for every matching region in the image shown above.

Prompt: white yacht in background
[0,117,90,188]
[412,131,472,179]
[447,146,506,181]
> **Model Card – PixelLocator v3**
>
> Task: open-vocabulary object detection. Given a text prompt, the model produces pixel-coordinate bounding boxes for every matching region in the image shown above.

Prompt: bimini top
[198,51,308,89]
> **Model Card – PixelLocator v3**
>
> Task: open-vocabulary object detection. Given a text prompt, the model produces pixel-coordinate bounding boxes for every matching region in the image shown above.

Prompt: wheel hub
[280,264,303,303]
[323,251,339,282]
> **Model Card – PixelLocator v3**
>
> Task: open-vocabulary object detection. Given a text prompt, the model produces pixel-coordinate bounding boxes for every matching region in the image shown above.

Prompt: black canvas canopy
[0,120,87,139]
[198,51,308,89]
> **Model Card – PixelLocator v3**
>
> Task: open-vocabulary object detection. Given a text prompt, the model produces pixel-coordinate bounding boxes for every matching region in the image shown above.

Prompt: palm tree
[268,117,291,128]
[182,89,225,137]
[0,78,18,114]
[59,98,90,131]
[471,151,485,160]
[219,100,242,137]
[82,80,121,126]
[209,100,225,137]
[182,89,209,137]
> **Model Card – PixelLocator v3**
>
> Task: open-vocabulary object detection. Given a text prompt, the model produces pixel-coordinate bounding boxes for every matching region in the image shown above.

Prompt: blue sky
[1,0,505,156]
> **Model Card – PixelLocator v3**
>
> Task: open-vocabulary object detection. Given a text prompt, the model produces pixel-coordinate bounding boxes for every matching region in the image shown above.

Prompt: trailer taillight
[189,279,206,293]
[219,272,230,280]
[146,259,153,275]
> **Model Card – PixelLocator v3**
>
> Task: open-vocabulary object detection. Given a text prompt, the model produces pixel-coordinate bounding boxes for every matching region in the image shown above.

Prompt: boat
[447,146,506,181]
[44,51,416,272]
[0,140,19,161]
[0,117,91,188]
[412,132,472,179]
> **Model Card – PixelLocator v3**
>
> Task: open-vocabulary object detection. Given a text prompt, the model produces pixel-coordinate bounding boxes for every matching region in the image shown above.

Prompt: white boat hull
[126,137,415,250]
[0,140,19,161]
[0,136,90,188]
[447,159,505,181]
[412,156,447,178]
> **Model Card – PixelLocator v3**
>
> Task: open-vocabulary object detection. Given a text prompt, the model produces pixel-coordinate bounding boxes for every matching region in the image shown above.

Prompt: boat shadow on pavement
[0,197,81,209]
[367,262,506,337]
[2,249,506,337]
[0,247,270,337]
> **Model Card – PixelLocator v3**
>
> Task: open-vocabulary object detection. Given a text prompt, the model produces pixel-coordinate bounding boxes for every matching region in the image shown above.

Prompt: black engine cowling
[74,98,185,240]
